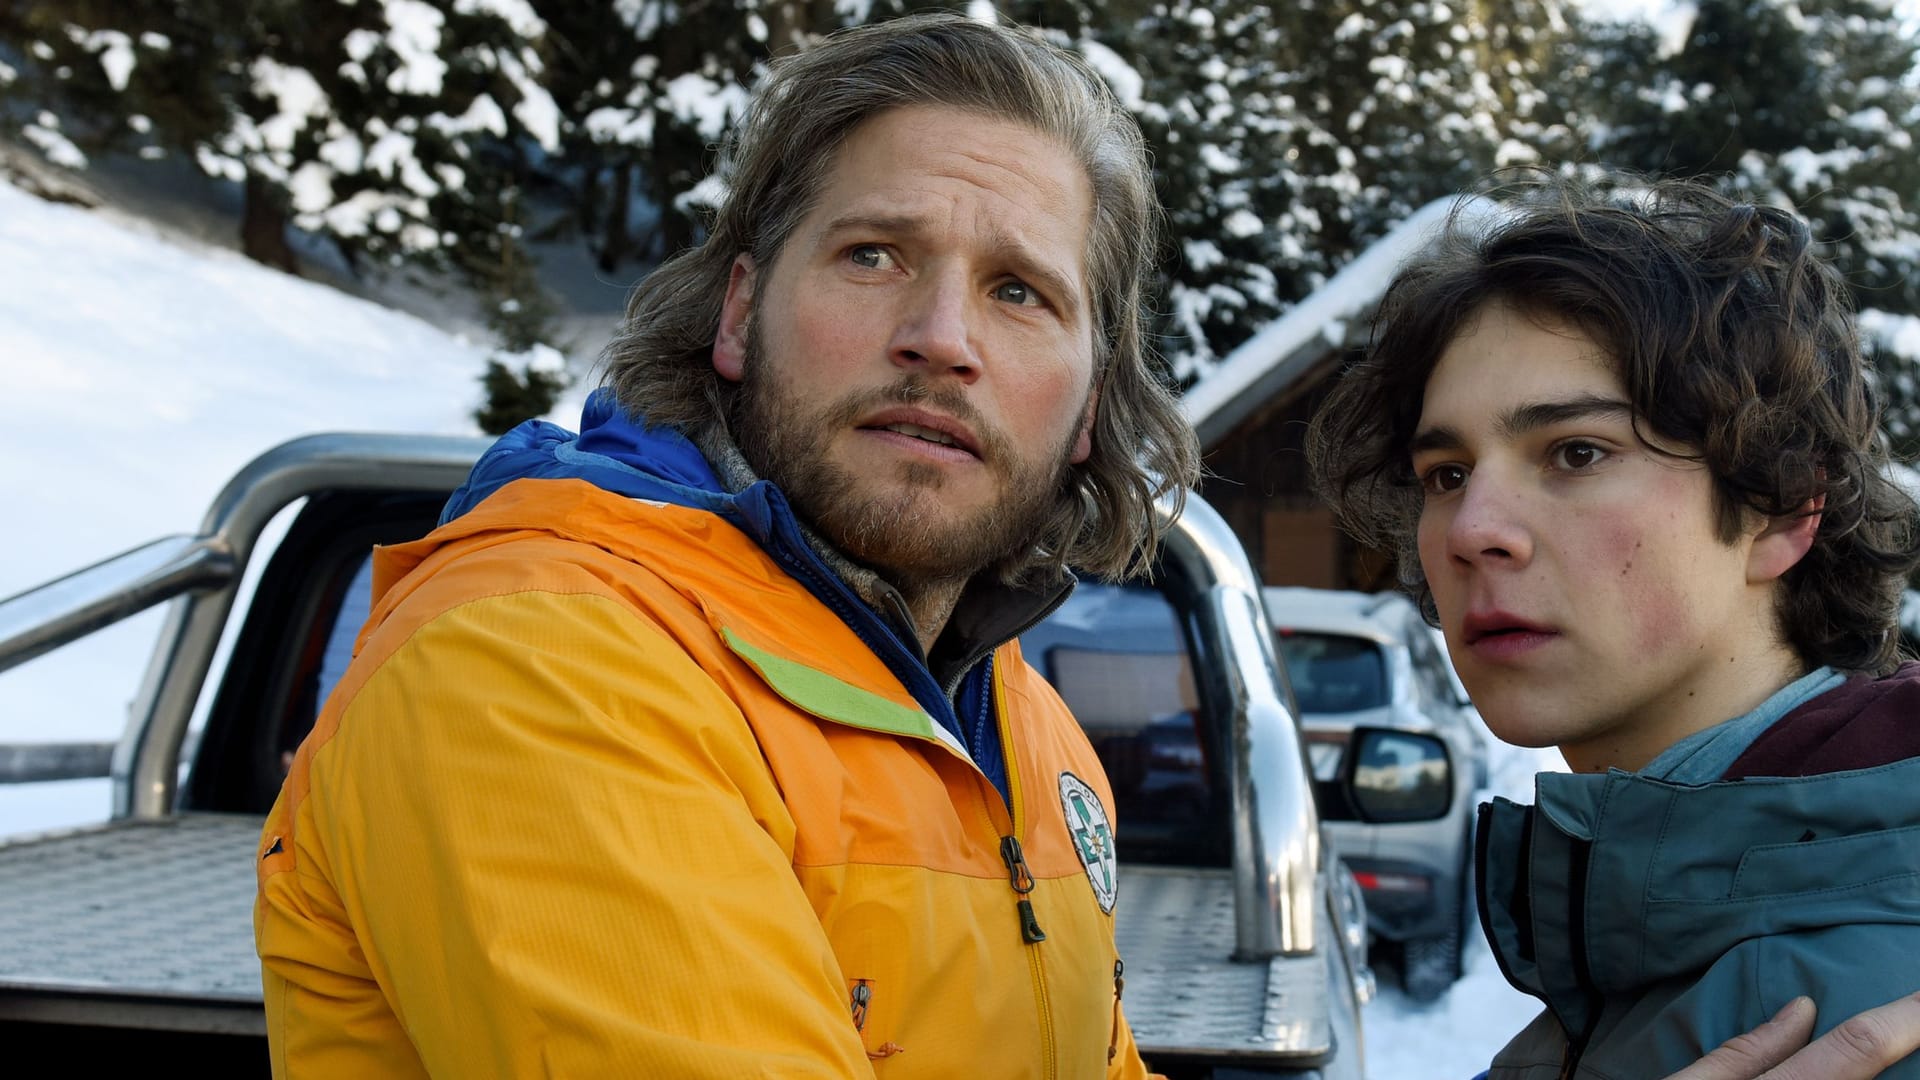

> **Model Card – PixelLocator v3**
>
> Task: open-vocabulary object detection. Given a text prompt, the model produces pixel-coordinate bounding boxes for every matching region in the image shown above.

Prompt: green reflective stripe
[721,627,944,743]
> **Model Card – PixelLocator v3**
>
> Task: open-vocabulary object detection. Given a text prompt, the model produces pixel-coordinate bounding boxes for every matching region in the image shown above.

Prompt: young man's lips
[1467,628,1559,661]
[1462,612,1559,659]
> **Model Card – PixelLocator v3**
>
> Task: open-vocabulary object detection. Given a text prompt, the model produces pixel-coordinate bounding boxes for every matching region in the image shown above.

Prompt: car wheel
[1402,840,1472,1003]
[1401,920,1462,1003]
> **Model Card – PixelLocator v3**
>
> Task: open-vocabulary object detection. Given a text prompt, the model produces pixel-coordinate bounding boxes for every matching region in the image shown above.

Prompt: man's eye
[992,280,1043,307]
[849,245,893,270]
[1551,441,1607,471]
[1421,464,1468,495]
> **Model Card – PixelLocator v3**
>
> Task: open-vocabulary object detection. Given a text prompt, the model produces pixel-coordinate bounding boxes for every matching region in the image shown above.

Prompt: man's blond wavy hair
[599,12,1198,581]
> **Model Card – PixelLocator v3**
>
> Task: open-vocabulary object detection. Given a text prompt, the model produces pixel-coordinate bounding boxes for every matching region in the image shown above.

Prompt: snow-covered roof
[1181,196,1501,448]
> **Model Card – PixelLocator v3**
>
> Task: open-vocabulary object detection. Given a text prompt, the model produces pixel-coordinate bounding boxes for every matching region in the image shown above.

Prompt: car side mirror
[1342,726,1452,823]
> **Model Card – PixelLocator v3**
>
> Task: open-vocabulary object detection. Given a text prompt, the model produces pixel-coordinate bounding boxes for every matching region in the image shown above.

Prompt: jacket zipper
[984,671,1057,1080]
[848,979,904,1060]
[850,979,872,1031]
[1108,958,1126,1063]
[1000,836,1048,943]
[1557,836,1602,1080]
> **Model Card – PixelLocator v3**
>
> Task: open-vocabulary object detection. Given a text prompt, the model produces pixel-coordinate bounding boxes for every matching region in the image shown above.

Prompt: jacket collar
[445,389,1073,689]
[1479,753,1920,1038]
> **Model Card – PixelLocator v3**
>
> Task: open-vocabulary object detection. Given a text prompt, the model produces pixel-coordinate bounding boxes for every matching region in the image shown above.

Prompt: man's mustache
[823,376,1012,464]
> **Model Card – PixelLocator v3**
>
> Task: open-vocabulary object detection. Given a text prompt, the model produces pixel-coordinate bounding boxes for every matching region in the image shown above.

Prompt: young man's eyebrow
[1497,395,1634,440]
[1407,394,1635,456]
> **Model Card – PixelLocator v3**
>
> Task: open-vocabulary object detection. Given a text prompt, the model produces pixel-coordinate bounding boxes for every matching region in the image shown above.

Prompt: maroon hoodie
[1724,660,1920,779]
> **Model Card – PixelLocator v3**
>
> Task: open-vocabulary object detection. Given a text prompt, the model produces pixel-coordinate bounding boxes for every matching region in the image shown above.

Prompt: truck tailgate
[0,813,264,1034]
[1117,864,1333,1068]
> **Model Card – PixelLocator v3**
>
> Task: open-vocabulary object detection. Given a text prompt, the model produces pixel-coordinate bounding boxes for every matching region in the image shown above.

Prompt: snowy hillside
[0,178,501,797]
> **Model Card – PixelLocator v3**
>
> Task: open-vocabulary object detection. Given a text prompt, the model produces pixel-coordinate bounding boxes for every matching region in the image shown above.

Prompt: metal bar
[0,742,114,783]
[1154,495,1320,959]
[118,432,488,820]
[0,535,234,677]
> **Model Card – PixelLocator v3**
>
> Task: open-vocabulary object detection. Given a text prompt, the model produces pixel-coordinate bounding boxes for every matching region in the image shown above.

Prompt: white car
[1263,586,1487,1002]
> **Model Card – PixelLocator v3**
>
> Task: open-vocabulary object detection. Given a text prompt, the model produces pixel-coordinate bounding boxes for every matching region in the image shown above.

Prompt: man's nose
[890,270,981,382]
[1446,469,1533,567]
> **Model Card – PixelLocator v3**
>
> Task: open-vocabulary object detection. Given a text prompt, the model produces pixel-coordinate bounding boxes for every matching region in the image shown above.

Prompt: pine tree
[534,0,779,275]
[1567,0,1920,312]
[1108,0,1571,382]
[0,0,316,268]
[1560,0,1920,448]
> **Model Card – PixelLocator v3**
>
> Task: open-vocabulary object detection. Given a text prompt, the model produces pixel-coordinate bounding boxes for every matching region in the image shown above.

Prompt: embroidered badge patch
[1058,771,1117,914]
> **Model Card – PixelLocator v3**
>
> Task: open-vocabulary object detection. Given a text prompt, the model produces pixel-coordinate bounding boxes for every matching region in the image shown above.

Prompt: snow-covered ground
[0,176,1557,1075]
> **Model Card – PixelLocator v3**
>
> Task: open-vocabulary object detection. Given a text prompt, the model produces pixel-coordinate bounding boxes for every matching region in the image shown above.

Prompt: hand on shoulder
[1665,993,1920,1080]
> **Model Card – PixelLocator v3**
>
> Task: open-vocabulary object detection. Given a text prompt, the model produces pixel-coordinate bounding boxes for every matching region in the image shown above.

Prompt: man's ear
[1748,493,1824,584]
[1069,382,1100,464]
[712,254,756,383]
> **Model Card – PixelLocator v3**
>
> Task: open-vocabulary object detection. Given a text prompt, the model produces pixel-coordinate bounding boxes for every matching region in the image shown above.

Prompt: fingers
[1766,992,1920,1080]
[1664,997,1816,1080]
[1664,993,1920,1080]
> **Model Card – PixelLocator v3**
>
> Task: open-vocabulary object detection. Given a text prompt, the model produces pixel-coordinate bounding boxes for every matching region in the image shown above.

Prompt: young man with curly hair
[1309,175,1920,1079]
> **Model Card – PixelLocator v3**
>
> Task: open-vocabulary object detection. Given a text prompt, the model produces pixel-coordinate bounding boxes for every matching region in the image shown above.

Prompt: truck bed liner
[0,820,1330,1065]
[1118,864,1332,1064]
[0,814,264,1033]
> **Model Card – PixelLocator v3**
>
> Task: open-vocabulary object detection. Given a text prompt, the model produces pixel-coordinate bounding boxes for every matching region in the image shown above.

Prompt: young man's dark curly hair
[1307,172,1920,673]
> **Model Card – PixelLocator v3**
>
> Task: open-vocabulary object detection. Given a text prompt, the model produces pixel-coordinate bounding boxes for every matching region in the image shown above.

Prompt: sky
[0,177,1561,1076]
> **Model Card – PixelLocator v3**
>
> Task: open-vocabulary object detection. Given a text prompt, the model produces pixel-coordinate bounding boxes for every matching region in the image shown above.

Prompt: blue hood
[441,389,729,523]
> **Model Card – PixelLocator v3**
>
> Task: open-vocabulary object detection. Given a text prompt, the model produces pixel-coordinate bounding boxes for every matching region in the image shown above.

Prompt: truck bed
[0,814,264,1034]
[0,821,1329,1065]
[1119,865,1333,1066]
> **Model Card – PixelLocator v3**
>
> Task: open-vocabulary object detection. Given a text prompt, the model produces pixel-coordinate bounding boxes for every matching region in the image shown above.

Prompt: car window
[1020,580,1224,866]
[316,554,376,714]
[1406,625,1454,712]
[1273,631,1388,713]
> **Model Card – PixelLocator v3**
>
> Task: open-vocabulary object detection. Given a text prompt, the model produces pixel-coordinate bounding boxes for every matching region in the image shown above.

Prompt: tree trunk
[578,157,601,236]
[598,160,633,274]
[241,172,299,275]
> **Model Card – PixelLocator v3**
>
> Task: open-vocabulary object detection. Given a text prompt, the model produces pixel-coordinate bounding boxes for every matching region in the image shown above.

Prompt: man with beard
[253,14,1920,1079]
[255,14,1191,1079]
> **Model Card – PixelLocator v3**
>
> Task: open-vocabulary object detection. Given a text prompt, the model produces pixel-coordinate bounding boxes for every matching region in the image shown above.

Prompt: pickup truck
[0,431,1447,1076]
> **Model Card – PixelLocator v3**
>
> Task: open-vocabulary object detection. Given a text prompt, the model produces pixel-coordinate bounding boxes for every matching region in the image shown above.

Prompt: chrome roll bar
[1154,495,1320,958]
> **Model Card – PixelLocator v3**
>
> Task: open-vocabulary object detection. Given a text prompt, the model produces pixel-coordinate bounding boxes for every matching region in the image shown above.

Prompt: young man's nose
[890,272,982,382]
[1446,472,1534,566]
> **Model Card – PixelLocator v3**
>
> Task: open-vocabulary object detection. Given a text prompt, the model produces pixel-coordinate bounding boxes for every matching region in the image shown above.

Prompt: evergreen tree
[1566,0,1920,314]
[534,0,778,275]
[1111,0,1570,382]
[0,0,315,268]
[1558,0,1920,447]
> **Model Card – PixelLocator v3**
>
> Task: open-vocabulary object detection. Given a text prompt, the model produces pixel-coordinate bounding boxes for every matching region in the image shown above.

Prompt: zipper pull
[999,835,1047,943]
[1109,958,1126,1062]
[850,980,872,1031]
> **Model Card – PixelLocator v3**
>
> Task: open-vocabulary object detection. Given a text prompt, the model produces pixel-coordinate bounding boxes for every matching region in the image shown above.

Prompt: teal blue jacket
[1479,669,1920,1079]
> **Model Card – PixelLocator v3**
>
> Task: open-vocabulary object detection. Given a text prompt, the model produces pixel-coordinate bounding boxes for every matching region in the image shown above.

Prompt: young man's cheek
[1585,517,1705,663]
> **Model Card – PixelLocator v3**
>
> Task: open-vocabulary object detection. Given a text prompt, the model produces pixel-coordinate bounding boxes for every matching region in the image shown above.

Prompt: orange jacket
[256,476,1156,1078]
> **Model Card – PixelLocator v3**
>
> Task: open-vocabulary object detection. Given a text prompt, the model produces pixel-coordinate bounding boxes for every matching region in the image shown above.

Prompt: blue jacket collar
[441,389,729,524]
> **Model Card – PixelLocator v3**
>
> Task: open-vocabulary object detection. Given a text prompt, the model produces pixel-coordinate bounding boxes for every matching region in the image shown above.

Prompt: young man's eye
[1550,441,1607,471]
[992,279,1044,307]
[1420,464,1469,495]
[848,245,894,270]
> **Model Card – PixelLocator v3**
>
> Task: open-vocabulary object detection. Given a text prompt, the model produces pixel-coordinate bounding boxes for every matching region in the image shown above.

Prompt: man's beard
[730,337,1083,588]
